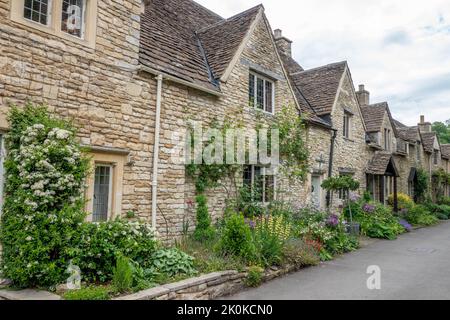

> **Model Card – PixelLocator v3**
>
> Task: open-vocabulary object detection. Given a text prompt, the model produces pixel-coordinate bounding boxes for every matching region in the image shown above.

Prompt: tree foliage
[432,120,450,144]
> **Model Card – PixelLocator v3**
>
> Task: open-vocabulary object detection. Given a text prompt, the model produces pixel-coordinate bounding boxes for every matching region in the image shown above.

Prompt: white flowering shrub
[0,105,90,287]
[70,220,157,283]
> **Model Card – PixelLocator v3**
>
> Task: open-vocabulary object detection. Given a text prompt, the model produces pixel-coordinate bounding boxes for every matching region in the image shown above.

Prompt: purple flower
[362,203,376,213]
[349,192,361,202]
[399,219,412,232]
[326,214,339,227]
[245,218,256,229]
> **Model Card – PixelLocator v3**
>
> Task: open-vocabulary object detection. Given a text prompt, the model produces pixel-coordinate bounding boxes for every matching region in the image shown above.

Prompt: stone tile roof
[441,144,450,159]
[277,49,304,74]
[140,0,261,91]
[366,151,399,176]
[420,132,437,153]
[360,102,398,137]
[399,126,420,143]
[289,62,347,116]
[198,5,262,80]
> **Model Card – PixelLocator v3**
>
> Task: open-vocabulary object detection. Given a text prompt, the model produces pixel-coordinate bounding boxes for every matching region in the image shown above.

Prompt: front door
[311,175,322,208]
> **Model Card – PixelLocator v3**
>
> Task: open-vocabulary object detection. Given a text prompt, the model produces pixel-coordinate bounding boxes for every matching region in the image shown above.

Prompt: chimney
[356,84,370,106]
[418,115,432,132]
[274,29,292,57]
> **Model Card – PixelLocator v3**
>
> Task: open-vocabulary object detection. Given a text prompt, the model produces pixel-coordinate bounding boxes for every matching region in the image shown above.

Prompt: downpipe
[152,74,163,230]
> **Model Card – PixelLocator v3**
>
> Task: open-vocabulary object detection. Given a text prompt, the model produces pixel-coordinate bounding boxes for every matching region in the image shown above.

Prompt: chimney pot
[274,29,292,57]
[274,29,282,39]
[420,115,425,124]
[356,84,370,106]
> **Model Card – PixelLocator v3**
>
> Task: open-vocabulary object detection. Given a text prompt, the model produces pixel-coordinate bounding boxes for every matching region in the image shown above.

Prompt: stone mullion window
[11,0,97,48]
[248,72,275,114]
[343,112,351,139]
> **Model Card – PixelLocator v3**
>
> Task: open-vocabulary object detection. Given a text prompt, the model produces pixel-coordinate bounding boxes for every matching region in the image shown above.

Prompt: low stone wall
[115,264,301,300]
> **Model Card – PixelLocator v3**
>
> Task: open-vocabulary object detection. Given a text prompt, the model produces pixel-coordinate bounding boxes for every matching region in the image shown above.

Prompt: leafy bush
[425,203,450,219]
[149,248,196,278]
[415,168,430,203]
[112,256,133,293]
[405,205,439,226]
[69,220,157,283]
[218,213,256,262]
[63,286,111,300]
[0,104,89,288]
[193,195,215,241]
[253,215,290,267]
[282,238,320,267]
[438,196,450,206]
[350,202,405,240]
[245,266,264,287]
[388,193,414,211]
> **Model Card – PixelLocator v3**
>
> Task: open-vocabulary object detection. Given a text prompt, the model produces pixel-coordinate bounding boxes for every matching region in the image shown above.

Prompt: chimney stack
[356,84,370,106]
[274,29,292,57]
[418,115,432,132]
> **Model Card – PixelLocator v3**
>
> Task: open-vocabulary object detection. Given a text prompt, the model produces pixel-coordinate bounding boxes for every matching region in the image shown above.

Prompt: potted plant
[322,176,360,235]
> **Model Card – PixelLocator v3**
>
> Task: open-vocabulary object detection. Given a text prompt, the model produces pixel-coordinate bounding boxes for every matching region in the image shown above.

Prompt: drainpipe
[152,74,163,229]
[326,129,338,207]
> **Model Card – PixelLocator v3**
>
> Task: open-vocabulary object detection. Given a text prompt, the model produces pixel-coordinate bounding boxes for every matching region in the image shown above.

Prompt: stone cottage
[276,31,369,210]
[0,0,321,239]
[356,87,401,204]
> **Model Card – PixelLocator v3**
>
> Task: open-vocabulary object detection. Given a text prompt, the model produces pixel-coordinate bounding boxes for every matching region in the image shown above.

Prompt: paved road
[224,221,450,300]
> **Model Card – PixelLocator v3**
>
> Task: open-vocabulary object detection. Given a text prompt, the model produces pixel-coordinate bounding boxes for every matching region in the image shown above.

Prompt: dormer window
[249,72,275,114]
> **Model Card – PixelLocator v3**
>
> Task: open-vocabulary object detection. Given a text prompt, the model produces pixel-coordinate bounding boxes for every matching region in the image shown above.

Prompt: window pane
[243,165,252,187]
[248,74,255,108]
[23,0,49,25]
[265,174,274,202]
[256,78,264,110]
[61,0,85,38]
[253,166,263,202]
[93,165,111,222]
[265,81,273,113]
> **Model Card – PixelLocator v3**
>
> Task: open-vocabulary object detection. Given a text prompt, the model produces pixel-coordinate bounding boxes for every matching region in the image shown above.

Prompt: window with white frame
[23,0,51,26]
[61,0,86,38]
[243,165,275,203]
[248,72,274,114]
[343,112,351,139]
[0,133,5,215]
[92,164,113,222]
[11,0,96,47]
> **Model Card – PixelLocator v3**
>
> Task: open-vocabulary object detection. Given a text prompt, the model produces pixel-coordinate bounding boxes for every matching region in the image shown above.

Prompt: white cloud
[196,0,450,126]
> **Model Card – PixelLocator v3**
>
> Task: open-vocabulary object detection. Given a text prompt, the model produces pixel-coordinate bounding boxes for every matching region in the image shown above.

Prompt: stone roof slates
[290,62,347,116]
[441,144,450,159]
[198,5,262,80]
[421,132,436,153]
[366,151,398,176]
[140,0,261,91]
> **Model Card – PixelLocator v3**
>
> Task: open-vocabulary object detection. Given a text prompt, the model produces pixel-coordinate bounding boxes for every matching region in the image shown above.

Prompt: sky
[196,0,450,126]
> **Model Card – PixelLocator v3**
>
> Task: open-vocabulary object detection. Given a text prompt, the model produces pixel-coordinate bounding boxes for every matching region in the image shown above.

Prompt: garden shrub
[252,215,290,267]
[193,194,215,241]
[112,255,133,293]
[69,219,157,282]
[350,202,405,240]
[0,104,89,287]
[245,266,264,287]
[63,286,111,300]
[218,213,256,262]
[282,238,320,267]
[148,248,196,278]
[405,205,439,226]
[438,196,450,206]
[388,193,414,211]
